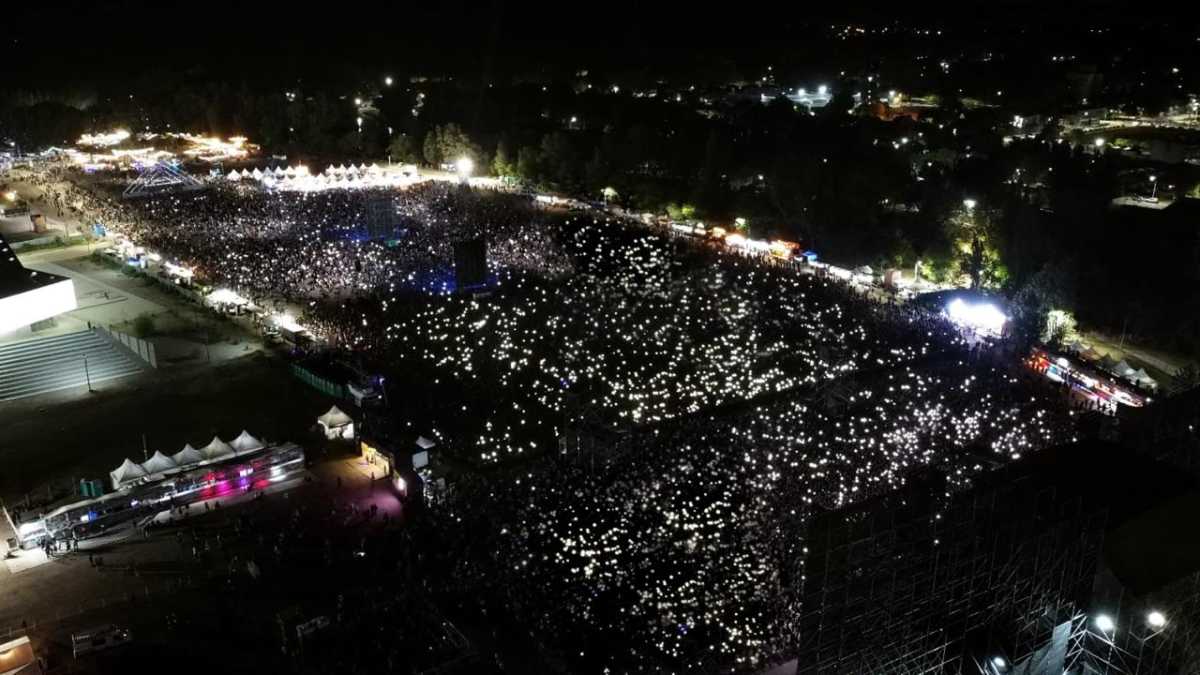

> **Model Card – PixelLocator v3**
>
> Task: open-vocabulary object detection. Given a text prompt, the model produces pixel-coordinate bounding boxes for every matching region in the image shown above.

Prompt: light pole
[455,156,474,183]
[84,355,93,392]
[1149,175,1158,200]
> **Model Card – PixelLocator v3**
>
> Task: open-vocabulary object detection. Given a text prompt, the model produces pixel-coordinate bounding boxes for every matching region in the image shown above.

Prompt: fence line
[94,324,157,368]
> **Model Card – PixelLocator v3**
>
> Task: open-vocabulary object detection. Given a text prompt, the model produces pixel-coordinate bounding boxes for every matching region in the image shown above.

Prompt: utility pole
[142,434,149,462]
[84,355,93,392]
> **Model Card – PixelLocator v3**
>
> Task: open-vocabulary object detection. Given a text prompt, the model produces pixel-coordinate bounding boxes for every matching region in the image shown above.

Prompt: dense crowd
[25,163,1079,672]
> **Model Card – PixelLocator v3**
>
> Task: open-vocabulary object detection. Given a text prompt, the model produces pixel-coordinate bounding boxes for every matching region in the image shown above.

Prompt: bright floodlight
[963,198,977,210]
[1149,175,1156,182]
[818,85,828,95]
[385,76,393,86]
[1095,614,1116,633]
[1148,611,1167,628]
[1094,137,1106,147]
[456,156,474,176]
[947,298,1007,335]
[992,656,1007,669]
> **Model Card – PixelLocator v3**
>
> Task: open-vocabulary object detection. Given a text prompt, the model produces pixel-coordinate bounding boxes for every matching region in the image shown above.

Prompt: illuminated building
[0,233,76,335]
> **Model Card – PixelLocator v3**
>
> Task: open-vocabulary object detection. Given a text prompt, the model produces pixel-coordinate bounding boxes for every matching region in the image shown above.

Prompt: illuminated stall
[1028,347,1147,408]
[27,441,306,546]
[359,438,392,477]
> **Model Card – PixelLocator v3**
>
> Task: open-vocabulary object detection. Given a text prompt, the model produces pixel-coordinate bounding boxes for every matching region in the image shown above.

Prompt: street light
[1147,610,1167,629]
[1095,614,1116,634]
[1149,175,1158,199]
[455,156,474,178]
[1094,137,1106,151]
[385,76,393,86]
[963,198,977,210]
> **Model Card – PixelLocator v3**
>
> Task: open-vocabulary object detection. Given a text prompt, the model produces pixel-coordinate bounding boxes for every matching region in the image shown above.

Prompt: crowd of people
[18,160,1082,672]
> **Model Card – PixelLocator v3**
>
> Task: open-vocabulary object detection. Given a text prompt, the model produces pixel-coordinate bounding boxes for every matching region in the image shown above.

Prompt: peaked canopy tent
[141,450,178,476]
[230,430,264,453]
[172,443,204,466]
[318,405,354,439]
[1114,360,1137,378]
[1132,368,1158,389]
[111,458,148,490]
[201,436,235,461]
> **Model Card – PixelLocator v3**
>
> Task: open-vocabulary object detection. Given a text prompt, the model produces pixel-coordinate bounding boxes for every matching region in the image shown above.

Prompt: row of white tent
[110,430,265,490]
[1111,359,1158,389]
[226,163,385,181]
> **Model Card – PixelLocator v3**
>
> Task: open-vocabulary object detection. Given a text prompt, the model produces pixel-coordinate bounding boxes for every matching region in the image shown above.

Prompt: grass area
[11,234,88,252]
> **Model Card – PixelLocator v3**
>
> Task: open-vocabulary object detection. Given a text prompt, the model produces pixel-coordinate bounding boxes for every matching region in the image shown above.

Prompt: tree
[516,146,542,181]
[388,134,420,163]
[584,149,611,189]
[943,202,1004,290]
[492,139,517,177]
[539,132,577,188]
[435,123,483,167]
[666,203,698,221]
[423,130,442,166]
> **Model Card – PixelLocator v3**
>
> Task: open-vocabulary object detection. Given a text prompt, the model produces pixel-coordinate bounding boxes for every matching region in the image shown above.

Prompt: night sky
[4,0,1169,88]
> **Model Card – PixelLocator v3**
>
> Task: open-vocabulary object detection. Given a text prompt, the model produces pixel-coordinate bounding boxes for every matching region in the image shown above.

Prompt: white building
[0,233,76,335]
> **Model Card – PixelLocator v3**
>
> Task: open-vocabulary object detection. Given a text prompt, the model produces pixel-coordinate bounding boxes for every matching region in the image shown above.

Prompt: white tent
[369,163,382,173]
[1133,368,1157,388]
[1114,360,1137,378]
[318,406,354,439]
[251,168,264,180]
[230,430,264,453]
[110,458,148,490]
[416,436,436,450]
[141,450,178,475]
[285,166,297,177]
[200,435,235,461]
[172,443,204,466]
[318,406,352,429]
[273,166,285,175]
[227,169,241,181]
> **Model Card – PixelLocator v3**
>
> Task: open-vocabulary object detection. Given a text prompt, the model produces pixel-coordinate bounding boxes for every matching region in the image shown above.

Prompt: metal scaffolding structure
[790,461,1108,675]
[122,161,204,198]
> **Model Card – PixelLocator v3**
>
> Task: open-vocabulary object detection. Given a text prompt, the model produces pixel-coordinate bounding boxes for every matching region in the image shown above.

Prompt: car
[71,624,133,658]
